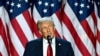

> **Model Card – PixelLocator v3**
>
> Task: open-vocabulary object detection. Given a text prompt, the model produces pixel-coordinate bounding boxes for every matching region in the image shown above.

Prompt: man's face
[39,21,55,39]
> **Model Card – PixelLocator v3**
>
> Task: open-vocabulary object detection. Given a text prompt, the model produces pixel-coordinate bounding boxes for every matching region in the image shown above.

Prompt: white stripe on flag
[0,36,8,56]
[96,41,100,55]
[16,13,33,41]
[97,18,100,31]
[0,6,7,30]
[9,24,24,56]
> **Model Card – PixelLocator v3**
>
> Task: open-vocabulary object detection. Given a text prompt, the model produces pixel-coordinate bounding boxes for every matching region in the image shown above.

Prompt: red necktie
[47,44,53,56]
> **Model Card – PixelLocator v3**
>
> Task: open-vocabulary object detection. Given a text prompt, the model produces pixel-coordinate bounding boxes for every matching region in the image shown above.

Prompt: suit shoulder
[56,38,71,45]
[26,38,42,46]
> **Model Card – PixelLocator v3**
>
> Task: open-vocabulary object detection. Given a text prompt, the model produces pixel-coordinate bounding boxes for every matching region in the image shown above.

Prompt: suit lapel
[55,38,62,56]
[36,38,43,56]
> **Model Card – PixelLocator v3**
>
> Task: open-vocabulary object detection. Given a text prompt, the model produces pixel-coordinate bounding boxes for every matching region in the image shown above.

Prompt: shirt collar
[43,37,55,44]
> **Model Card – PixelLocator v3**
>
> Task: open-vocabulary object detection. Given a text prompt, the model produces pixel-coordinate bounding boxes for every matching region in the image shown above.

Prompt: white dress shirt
[43,37,56,56]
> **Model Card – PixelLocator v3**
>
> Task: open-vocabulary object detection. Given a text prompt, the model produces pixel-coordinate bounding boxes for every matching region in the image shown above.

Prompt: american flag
[0,0,100,56]
[95,0,100,56]
[62,0,97,56]
[3,0,34,56]
[0,0,10,56]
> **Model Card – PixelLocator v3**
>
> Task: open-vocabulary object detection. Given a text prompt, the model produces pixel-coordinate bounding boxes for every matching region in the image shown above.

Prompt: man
[23,17,74,56]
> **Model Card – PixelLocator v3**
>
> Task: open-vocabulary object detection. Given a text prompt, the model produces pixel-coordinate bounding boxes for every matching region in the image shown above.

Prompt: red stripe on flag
[81,20,96,48]
[55,8,62,23]
[22,10,33,33]
[9,41,19,56]
[11,19,28,47]
[91,12,97,26]
[62,12,91,56]
[97,30,100,43]
[0,19,10,56]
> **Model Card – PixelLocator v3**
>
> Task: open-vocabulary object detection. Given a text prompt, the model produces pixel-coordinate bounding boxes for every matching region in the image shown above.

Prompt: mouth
[47,32,51,35]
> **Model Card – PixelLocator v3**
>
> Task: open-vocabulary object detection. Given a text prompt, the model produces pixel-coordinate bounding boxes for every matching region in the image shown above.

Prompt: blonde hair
[37,17,55,31]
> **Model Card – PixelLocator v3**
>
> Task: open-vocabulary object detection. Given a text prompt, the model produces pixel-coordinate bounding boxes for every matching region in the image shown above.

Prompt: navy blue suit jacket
[23,38,74,56]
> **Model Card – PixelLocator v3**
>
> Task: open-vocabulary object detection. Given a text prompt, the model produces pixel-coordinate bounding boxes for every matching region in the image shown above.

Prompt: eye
[41,27,48,30]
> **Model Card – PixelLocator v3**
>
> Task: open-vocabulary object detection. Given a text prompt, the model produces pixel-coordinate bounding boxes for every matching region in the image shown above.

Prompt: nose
[47,28,51,35]
[47,28,50,32]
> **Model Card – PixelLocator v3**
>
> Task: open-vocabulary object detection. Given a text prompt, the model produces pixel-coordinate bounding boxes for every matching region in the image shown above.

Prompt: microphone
[47,35,52,44]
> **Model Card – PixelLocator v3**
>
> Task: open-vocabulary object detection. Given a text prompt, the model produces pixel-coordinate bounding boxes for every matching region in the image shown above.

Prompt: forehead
[41,22,53,27]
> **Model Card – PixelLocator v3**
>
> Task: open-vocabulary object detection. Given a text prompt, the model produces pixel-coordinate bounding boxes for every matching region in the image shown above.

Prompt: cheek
[41,29,47,35]
[51,28,55,32]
